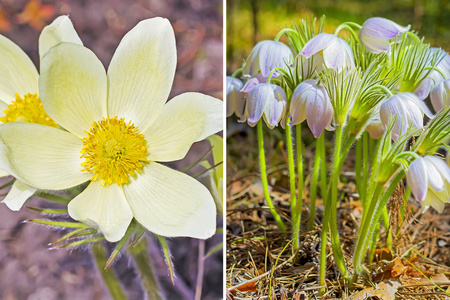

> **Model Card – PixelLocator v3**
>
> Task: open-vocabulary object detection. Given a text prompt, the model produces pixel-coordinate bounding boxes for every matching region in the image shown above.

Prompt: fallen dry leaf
[350,281,400,300]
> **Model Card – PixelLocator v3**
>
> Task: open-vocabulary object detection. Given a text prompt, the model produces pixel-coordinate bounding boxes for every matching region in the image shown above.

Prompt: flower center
[80,116,148,186]
[0,93,58,127]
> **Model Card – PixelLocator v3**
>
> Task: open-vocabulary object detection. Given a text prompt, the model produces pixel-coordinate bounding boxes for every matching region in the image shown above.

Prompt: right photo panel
[226,0,450,298]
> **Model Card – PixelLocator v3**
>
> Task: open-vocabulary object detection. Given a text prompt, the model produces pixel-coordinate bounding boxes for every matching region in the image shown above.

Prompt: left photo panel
[0,1,224,299]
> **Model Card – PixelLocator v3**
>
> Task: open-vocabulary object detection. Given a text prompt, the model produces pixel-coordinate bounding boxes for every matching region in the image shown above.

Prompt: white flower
[242,40,293,78]
[299,33,355,72]
[406,156,450,213]
[0,17,223,242]
[430,79,450,113]
[289,80,333,138]
[226,76,245,117]
[239,83,286,129]
[0,16,82,211]
[380,92,433,141]
[360,17,410,54]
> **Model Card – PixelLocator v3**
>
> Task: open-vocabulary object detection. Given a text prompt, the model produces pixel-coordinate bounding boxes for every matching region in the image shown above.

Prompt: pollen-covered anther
[0,93,58,127]
[80,116,148,186]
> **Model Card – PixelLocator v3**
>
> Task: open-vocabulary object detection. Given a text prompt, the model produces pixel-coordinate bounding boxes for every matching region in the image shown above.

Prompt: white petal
[0,35,38,104]
[406,157,428,202]
[0,122,90,190]
[300,33,335,59]
[39,15,83,60]
[143,93,223,162]
[124,162,216,239]
[323,38,354,71]
[2,180,36,211]
[68,181,133,242]
[107,17,176,132]
[39,42,107,138]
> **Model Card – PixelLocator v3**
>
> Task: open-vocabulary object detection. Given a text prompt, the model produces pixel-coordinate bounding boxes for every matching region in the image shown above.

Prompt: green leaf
[37,192,72,204]
[27,219,89,228]
[27,207,68,214]
[205,242,223,258]
[106,222,136,269]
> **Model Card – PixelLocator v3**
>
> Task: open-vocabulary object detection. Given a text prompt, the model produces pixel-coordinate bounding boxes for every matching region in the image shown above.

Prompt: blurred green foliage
[227,0,450,73]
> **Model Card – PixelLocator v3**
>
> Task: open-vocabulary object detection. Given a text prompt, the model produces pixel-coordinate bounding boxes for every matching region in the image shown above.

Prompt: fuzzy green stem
[231,68,243,78]
[91,244,127,300]
[319,134,328,204]
[382,207,392,251]
[329,124,348,280]
[355,138,362,194]
[275,28,301,42]
[129,238,163,300]
[317,133,328,295]
[361,132,370,204]
[333,23,359,43]
[368,223,380,265]
[194,240,205,300]
[352,171,404,282]
[399,186,411,226]
[286,124,299,252]
[258,121,286,231]
[308,136,321,230]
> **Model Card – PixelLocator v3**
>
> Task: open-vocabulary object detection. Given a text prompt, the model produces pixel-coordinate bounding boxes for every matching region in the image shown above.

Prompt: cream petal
[2,180,36,211]
[39,15,83,60]
[107,17,176,132]
[0,122,90,190]
[423,189,447,213]
[143,92,223,162]
[68,181,133,242]
[124,162,216,239]
[0,35,38,104]
[39,42,107,138]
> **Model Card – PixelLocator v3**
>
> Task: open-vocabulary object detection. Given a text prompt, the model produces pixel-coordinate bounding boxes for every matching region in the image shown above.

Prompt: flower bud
[360,17,410,54]
[242,40,293,78]
[226,76,245,117]
[430,79,450,113]
[239,83,287,129]
[289,80,332,138]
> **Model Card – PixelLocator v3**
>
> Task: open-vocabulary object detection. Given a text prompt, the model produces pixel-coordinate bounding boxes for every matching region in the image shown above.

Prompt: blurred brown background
[0,0,223,299]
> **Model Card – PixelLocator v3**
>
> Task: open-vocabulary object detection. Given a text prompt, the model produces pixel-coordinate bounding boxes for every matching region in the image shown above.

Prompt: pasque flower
[380,92,433,141]
[0,17,223,242]
[430,79,450,113]
[289,80,333,138]
[0,15,82,211]
[414,48,450,100]
[240,83,286,129]
[360,17,410,54]
[242,40,293,78]
[300,33,355,72]
[226,76,245,117]
[406,156,450,213]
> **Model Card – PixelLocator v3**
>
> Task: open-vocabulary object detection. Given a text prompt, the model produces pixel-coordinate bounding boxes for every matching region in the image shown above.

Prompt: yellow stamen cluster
[0,93,58,127]
[80,116,148,186]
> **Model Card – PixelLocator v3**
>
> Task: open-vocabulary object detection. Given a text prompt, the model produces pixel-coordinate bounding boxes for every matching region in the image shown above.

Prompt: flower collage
[0,0,449,299]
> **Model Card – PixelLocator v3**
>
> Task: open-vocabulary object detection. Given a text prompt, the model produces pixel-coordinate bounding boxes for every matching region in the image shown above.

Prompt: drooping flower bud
[239,83,287,129]
[430,79,450,113]
[300,33,355,72]
[242,40,293,78]
[289,80,333,138]
[406,156,450,213]
[380,92,433,141]
[226,76,245,117]
[360,17,410,54]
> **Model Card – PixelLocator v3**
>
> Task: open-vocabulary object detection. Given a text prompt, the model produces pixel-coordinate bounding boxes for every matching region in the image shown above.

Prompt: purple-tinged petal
[258,41,292,77]
[414,78,433,100]
[245,84,270,126]
[407,157,428,202]
[300,33,335,59]
[305,86,333,138]
[366,120,385,139]
[226,76,245,117]
[430,79,450,113]
[361,17,410,39]
[241,77,263,94]
[323,37,354,71]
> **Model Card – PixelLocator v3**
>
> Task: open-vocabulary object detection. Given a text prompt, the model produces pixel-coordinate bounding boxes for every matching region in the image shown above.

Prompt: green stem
[352,171,404,282]
[257,121,286,231]
[91,244,127,300]
[231,68,243,78]
[355,138,362,195]
[308,136,320,231]
[368,223,380,265]
[399,186,411,226]
[275,28,301,42]
[361,132,369,204]
[329,124,348,280]
[318,133,328,296]
[382,207,392,251]
[129,238,163,300]
[319,134,328,205]
[286,124,299,252]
